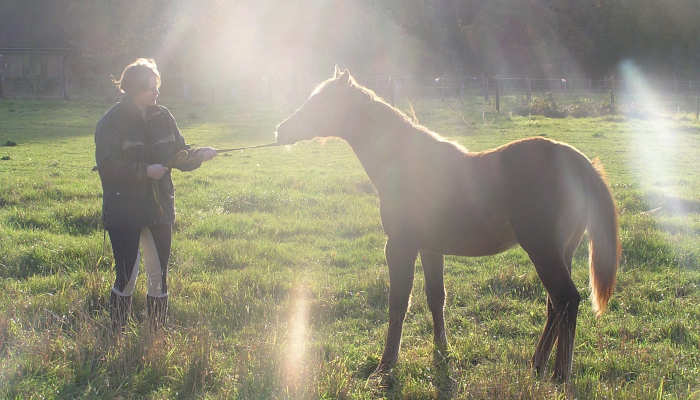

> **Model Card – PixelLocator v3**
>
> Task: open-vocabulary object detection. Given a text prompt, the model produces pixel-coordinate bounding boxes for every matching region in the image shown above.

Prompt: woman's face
[133,75,159,108]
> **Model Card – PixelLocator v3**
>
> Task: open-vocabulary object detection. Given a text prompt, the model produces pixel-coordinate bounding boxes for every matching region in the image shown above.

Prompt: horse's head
[276,66,360,145]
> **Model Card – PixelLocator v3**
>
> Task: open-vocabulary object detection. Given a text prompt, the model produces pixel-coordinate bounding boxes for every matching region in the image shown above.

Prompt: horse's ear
[333,64,341,78]
[341,69,353,85]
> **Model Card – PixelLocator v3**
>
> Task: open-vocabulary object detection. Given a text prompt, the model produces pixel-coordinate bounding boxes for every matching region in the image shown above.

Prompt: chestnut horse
[275,67,620,381]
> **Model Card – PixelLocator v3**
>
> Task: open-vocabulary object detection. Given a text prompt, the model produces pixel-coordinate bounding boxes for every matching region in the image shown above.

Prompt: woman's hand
[147,164,170,180]
[197,147,218,162]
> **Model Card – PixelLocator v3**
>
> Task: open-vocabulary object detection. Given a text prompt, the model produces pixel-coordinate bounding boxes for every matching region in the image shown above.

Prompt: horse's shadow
[432,348,458,400]
[365,370,403,398]
[364,349,457,399]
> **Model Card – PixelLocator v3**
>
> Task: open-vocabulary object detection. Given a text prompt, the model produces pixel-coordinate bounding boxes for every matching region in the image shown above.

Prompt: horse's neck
[343,100,429,192]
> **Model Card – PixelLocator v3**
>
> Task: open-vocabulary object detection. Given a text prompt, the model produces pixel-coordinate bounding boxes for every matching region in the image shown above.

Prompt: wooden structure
[0,48,70,99]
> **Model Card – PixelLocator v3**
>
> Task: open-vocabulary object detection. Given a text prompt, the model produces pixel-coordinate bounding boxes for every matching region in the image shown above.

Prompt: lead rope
[213,142,281,153]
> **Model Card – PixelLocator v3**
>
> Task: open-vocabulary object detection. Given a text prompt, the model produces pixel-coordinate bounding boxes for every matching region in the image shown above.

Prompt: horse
[275,66,620,382]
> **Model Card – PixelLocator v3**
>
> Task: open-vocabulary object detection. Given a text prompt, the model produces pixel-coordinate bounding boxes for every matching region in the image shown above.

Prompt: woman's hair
[113,58,161,94]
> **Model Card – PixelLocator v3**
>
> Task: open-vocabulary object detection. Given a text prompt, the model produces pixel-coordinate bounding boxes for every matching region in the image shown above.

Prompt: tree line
[1,0,699,90]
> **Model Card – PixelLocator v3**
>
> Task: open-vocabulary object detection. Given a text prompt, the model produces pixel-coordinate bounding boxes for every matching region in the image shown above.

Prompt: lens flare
[619,61,685,214]
[283,284,309,392]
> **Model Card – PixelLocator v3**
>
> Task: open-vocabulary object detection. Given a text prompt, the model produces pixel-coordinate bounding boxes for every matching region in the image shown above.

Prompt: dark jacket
[95,99,201,230]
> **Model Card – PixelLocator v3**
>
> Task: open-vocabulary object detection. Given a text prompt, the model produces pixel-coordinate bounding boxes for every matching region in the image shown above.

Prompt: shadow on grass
[432,348,458,400]
[365,369,404,399]
[52,325,167,399]
[359,348,457,400]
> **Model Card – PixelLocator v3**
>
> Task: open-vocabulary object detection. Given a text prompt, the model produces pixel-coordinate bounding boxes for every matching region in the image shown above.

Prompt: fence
[0,48,71,99]
[363,75,700,97]
[358,75,700,119]
[4,64,699,119]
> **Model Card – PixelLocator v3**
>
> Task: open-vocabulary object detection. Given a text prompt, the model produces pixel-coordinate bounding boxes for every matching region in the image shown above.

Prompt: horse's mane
[306,74,470,154]
[349,77,469,153]
[309,75,428,130]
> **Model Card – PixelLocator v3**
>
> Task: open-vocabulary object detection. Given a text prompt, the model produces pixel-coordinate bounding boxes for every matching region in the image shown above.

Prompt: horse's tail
[585,158,621,316]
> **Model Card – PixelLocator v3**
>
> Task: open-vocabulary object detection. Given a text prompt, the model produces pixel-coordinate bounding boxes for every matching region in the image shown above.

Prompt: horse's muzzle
[274,125,294,145]
[274,130,289,145]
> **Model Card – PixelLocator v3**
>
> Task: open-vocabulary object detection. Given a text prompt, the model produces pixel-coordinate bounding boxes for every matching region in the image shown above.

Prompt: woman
[95,58,216,332]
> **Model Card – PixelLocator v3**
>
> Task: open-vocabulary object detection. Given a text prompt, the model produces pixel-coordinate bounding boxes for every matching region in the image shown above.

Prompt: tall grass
[0,97,698,398]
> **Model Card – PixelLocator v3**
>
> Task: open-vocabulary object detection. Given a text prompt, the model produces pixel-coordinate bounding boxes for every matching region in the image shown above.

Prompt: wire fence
[3,70,700,119]
[358,75,700,119]
[362,75,700,99]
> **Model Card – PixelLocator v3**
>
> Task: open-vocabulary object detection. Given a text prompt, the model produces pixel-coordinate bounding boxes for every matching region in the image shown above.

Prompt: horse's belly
[447,231,517,256]
[380,172,517,256]
[421,213,518,257]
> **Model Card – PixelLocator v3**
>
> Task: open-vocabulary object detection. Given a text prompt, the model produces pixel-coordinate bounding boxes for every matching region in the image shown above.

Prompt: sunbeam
[283,283,310,393]
[619,61,686,214]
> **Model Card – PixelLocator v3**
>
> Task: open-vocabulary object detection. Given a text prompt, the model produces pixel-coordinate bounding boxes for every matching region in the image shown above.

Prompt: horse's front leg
[420,251,448,353]
[375,237,417,373]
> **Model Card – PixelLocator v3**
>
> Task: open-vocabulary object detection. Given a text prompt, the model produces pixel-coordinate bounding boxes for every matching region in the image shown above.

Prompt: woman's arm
[95,115,150,183]
[167,109,216,171]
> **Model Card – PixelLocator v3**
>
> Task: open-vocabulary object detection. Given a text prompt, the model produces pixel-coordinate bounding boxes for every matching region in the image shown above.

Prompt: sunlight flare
[283,284,310,392]
[619,61,685,214]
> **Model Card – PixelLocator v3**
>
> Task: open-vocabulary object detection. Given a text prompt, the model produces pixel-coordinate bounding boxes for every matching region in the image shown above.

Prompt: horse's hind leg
[375,237,417,373]
[532,226,584,376]
[553,291,580,382]
[532,295,558,376]
[520,241,581,382]
[551,227,585,381]
[420,251,448,352]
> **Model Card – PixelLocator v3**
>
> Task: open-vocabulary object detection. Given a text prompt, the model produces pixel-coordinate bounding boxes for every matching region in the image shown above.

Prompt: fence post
[526,77,532,102]
[0,54,4,99]
[60,53,69,100]
[483,75,489,101]
[495,78,500,113]
[674,79,680,113]
[610,80,615,111]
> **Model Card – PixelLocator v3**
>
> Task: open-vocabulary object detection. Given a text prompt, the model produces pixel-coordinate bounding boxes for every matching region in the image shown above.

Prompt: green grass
[0,95,698,399]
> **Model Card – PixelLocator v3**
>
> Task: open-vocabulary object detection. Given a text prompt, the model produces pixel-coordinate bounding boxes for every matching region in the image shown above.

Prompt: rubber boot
[146,294,168,332]
[110,291,132,333]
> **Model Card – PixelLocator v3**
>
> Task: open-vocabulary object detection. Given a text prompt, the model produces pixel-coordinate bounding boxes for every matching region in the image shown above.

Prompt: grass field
[0,93,698,399]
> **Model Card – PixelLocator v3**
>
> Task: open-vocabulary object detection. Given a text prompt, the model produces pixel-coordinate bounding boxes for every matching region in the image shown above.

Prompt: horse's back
[380,136,593,256]
[495,137,593,245]
[495,137,592,198]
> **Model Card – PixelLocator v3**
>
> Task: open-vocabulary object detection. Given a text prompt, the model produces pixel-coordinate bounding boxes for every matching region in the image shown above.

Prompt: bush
[514,93,567,118]
[567,99,599,117]
[515,95,616,118]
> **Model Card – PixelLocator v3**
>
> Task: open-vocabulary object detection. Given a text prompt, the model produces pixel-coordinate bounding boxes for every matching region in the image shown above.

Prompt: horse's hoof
[432,346,452,365]
[370,363,393,377]
[532,363,545,378]
[366,366,398,391]
[367,363,394,384]
[432,357,457,397]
